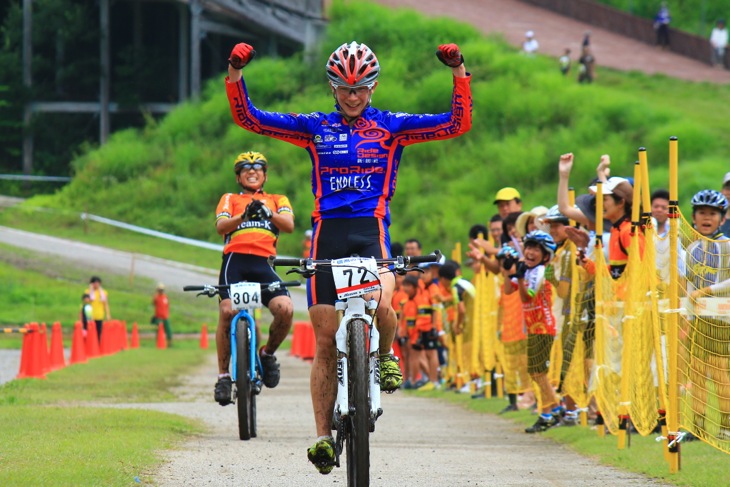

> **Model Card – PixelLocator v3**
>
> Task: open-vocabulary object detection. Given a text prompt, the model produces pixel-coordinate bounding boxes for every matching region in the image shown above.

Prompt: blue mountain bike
[184,280,300,440]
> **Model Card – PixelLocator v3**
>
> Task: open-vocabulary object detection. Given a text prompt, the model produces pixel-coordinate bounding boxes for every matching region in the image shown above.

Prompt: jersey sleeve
[226,76,319,148]
[385,75,472,147]
[216,193,234,221]
[274,195,294,215]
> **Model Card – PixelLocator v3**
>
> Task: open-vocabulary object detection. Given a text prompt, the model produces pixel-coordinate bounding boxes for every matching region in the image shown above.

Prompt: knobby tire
[346,318,370,486]
[236,324,252,441]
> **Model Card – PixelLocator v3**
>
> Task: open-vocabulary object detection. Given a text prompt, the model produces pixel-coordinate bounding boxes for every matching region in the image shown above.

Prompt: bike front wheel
[346,318,370,486]
[235,327,254,441]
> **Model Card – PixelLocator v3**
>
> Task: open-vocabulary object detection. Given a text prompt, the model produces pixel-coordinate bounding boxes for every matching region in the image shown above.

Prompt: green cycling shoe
[379,353,403,392]
[307,436,336,475]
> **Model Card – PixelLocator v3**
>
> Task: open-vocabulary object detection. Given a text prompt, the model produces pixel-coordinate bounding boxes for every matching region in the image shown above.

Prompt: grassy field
[412,388,728,487]
[0,241,220,335]
[0,341,207,486]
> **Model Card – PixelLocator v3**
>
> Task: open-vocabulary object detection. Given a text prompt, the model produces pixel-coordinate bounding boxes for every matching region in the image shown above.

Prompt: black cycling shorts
[307,217,390,307]
[219,253,289,306]
[413,329,439,351]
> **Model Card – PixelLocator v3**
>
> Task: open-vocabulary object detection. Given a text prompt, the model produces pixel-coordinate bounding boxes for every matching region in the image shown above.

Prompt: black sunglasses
[236,162,266,173]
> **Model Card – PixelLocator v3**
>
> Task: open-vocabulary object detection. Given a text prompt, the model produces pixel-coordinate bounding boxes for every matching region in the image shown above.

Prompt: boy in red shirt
[503,230,562,432]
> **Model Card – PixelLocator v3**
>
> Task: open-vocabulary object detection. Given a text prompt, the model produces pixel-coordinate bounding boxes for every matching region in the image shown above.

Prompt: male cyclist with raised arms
[213,152,295,406]
[225,41,472,474]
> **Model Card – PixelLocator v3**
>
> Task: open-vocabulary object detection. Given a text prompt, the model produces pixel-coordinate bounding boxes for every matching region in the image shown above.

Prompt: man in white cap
[523,31,539,55]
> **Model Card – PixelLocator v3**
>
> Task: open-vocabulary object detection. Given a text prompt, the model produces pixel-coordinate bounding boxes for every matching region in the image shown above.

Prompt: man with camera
[212,151,295,406]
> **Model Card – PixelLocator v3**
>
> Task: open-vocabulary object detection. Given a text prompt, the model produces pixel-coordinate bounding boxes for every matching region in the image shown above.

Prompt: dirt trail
[374,0,730,83]
[113,352,673,486]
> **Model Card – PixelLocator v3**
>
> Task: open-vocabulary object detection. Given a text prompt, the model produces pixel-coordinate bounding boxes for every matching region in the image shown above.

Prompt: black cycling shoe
[259,349,280,388]
[214,376,232,406]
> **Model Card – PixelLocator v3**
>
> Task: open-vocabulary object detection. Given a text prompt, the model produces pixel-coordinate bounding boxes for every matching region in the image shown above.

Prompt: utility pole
[100,0,110,144]
[22,0,33,175]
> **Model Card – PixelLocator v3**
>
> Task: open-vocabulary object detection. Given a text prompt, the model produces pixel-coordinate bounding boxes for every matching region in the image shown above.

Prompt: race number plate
[230,282,262,310]
[332,257,381,299]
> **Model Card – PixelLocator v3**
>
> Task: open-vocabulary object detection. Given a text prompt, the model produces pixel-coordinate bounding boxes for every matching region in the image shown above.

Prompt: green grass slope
[21,0,730,255]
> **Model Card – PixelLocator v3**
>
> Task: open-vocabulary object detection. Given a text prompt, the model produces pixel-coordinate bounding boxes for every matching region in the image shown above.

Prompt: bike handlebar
[183,281,301,296]
[268,250,442,270]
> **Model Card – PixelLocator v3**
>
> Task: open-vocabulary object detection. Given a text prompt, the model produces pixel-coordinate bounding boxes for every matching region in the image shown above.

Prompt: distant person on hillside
[523,30,539,55]
[577,46,596,84]
[559,48,571,75]
[654,2,671,49]
[212,151,295,407]
[87,276,110,343]
[582,31,591,47]
[710,19,728,68]
[151,283,172,346]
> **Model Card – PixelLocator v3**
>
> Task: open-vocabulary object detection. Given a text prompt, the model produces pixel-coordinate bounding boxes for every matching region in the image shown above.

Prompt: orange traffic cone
[40,323,51,373]
[17,323,46,379]
[121,321,129,350]
[200,323,209,349]
[86,320,100,358]
[100,321,112,355]
[130,322,140,349]
[70,321,87,364]
[156,322,167,349]
[48,322,66,371]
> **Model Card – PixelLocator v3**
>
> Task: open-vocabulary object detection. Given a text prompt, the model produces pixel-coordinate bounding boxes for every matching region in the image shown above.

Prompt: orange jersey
[153,293,169,319]
[215,192,293,257]
[407,286,435,333]
[500,290,526,343]
[425,281,444,332]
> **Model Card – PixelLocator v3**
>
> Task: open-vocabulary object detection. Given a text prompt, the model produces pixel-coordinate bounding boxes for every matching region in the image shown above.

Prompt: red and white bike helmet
[326,42,380,88]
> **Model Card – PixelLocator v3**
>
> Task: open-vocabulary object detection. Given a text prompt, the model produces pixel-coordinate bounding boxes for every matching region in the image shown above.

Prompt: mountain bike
[270,251,440,485]
[183,280,300,440]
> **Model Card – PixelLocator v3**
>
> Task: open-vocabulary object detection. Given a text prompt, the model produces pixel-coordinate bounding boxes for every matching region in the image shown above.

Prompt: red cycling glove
[229,43,256,70]
[436,43,464,68]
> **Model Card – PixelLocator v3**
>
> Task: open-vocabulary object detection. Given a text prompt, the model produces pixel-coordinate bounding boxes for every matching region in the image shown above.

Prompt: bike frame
[230,310,261,389]
[334,296,381,427]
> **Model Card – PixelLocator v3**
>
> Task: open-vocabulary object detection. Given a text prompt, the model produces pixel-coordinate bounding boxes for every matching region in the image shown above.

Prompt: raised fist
[436,43,464,67]
[229,43,256,70]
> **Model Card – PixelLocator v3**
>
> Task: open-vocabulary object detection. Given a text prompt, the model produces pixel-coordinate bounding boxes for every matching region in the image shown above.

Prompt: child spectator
[685,189,730,439]
[543,205,580,425]
[80,293,92,335]
[559,48,571,75]
[503,230,562,432]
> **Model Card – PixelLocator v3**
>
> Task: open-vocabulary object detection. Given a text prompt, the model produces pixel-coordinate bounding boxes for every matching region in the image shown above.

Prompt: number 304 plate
[332,257,381,299]
[230,282,262,310]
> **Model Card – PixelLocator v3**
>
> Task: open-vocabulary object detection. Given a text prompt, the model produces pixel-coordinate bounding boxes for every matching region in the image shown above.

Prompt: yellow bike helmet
[233,151,268,174]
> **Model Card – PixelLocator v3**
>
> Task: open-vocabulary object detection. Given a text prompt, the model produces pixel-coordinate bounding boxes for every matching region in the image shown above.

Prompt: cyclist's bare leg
[309,303,338,437]
[216,299,235,374]
[262,295,294,354]
[371,271,396,353]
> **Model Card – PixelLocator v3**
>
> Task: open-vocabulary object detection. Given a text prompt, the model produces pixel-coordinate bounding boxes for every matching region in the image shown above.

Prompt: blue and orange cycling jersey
[225,75,472,226]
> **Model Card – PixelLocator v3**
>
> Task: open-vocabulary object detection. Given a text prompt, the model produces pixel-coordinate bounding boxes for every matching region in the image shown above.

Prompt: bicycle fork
[333,298,382,427]
[231,313,262,395]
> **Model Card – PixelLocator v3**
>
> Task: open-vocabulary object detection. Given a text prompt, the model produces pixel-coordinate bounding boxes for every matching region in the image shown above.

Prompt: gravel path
[103,352,671,487]
[373,0,730,84]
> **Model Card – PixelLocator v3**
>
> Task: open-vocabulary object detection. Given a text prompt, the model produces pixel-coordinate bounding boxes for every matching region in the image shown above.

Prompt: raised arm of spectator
[557,153,590,226]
